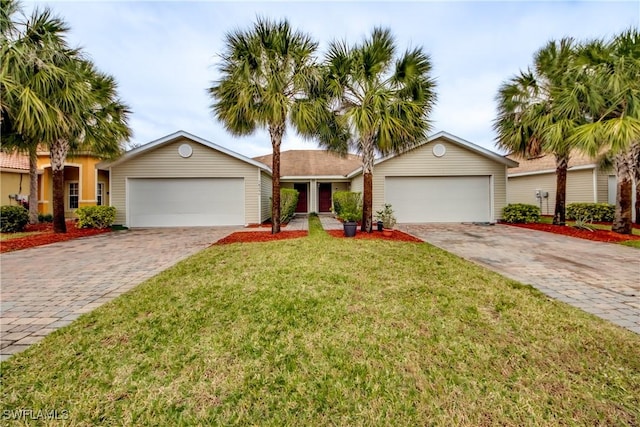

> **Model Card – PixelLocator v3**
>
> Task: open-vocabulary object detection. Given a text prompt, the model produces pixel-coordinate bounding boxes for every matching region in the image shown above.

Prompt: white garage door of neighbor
[385,176,491,223]
[128,178,244,227]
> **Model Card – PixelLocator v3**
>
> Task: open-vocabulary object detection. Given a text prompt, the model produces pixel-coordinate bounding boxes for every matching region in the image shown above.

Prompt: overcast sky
[24,0,640,158]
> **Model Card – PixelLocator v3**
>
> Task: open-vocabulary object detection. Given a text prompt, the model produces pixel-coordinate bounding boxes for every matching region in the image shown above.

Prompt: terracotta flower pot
[382,229,393,237]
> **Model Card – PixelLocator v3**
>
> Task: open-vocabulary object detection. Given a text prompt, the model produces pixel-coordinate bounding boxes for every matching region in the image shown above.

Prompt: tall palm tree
[562,30,640,234]
[209,18,320,234]
[494,38,583,226]
[1,0,75,224]
[48,59,131,233]
[318,28,436,232]
[1,1,131,233]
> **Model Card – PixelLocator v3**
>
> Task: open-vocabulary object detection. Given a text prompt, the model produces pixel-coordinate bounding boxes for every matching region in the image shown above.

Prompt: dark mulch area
[213,231,308,245]
[505,222,640,243]
[1,221,111,253]
[327,229,423,242]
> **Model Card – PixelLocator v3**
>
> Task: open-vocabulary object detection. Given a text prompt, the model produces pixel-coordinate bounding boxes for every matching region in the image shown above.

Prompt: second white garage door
[385,176,491,223]
[128,178,244,227]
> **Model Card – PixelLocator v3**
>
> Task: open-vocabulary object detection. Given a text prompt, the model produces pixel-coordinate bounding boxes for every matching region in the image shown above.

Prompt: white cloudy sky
[24,0,640,158]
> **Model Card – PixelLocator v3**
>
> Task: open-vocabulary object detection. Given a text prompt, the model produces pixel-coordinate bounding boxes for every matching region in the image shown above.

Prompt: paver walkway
[398,223,640,334]
[317,214,343,230]
[0,227,236,360]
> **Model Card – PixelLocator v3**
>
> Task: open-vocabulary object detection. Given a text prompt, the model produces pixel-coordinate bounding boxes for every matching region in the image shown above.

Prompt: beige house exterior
[348,132,518,223]
[506,150,636,220]
[100,131,272,227]
[101,130,516,227]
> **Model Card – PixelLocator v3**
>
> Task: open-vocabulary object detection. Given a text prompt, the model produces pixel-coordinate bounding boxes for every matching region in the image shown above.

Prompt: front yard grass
[1,216,638,425]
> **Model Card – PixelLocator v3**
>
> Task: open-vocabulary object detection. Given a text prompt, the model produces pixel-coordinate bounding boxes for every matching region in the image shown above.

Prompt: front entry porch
[284,180,350,214]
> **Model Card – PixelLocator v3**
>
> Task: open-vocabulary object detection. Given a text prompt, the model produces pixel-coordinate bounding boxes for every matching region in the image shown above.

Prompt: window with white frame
[69,182,79,209]
[97,182,104,206]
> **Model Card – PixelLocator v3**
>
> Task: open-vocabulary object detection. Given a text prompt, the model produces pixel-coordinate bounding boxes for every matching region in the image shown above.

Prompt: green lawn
[1,217,639,425]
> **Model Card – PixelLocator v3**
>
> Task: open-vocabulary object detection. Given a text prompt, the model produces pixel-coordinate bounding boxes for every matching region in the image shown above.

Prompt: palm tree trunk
[28,147,39,224]
[635,183,639,226]
[632,143,640,225]
[269,123,284,234]
[553,153,568,225]
[612,153,633,234]
[361,140,375,233]
[51,139,69,233]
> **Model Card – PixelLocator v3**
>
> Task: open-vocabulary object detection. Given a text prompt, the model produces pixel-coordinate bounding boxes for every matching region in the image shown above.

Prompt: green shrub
[38,213,53,223]
[566,203,614,222]
[0,205,29,233]
[76,206,117,229]
[333,191,362,222]
[280,188,299,223]
[502,204,540,224]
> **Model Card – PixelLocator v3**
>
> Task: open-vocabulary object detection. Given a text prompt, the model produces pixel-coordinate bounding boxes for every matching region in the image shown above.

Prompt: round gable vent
[178,143,193,158]
[432,143,446,157]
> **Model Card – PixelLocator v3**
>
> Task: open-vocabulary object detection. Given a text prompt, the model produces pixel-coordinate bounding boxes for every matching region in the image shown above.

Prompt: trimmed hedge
[502,203,540,224]
[280,188,299,223]
[1,205,29,233]
[333,191,362,222]
[38,213,53,223]
[566,203,614,222]
[76,206,117,229]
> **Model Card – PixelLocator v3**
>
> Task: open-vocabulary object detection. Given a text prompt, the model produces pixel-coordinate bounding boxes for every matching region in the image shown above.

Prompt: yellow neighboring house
[0,150,109,218]
[0,152,30,207]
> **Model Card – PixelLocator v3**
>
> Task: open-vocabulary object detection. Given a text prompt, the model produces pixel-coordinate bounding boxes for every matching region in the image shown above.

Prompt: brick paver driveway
[0,227,236,360]
[398,223,640,334]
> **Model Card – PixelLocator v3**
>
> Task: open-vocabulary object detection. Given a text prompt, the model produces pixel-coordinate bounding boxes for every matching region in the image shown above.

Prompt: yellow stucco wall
[1,171,29,207]
[36,153,108,217]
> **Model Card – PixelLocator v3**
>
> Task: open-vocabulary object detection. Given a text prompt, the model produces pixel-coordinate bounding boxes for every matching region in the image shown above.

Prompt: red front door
[319,183,332,212]
[294,183,308,213]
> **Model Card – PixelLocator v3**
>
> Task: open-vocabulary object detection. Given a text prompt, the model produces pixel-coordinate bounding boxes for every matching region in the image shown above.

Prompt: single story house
[98,131,273,227]
[348,132,518,223]
[98,130,517,227]
[0,150,108,217]
[507,150,637,221]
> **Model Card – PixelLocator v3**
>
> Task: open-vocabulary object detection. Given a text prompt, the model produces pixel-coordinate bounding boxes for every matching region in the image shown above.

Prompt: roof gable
[99,130,272,173]
[347,131,518,177]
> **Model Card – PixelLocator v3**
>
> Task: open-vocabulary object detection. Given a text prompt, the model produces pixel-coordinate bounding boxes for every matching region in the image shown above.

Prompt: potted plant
[340,210,359,237]
[334,191,363,237]
[375,204,396,237]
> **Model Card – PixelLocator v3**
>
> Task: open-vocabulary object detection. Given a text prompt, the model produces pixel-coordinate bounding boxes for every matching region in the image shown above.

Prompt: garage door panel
[128,178,244,227]
[386,176,490,223]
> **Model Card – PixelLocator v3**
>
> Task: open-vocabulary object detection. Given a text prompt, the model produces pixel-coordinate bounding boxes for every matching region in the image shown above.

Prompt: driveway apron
[0,227,236,360]
[398,223,640,334]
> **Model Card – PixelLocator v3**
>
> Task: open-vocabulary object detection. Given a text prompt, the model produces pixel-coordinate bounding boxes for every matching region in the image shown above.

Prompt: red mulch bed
[327,229,423,242]
[213,231,308,245]
[505,222,640,243]
[0,221,111,253]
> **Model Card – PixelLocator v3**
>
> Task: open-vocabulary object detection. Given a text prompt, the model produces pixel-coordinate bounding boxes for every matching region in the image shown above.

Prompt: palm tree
[318,28,436,232]
[562,30,640,234]
[494,38,583,226]
[209,18,320,234]
[1,0,75,224]
[1,1,131,233]
[48,59,131,233]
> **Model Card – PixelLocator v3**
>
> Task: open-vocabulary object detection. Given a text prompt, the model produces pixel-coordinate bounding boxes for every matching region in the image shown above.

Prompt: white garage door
[128,178,244,227]
[385,176,491,223]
